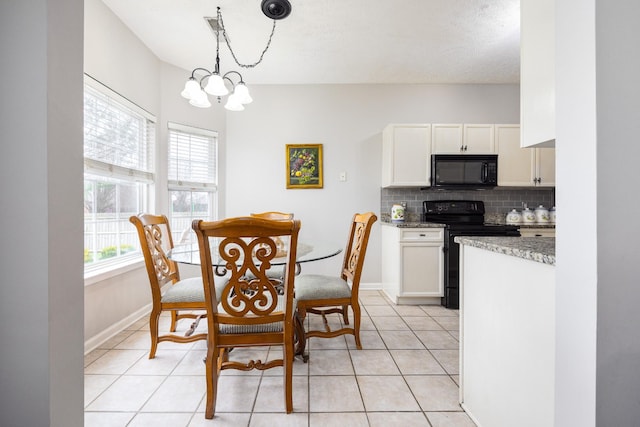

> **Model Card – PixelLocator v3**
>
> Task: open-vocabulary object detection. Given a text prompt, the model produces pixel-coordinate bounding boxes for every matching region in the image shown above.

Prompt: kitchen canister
[534,205,550,223]
[522,208,536,224]
[549,206,556,224]
[391,203,405,223]
[506,209,522,224]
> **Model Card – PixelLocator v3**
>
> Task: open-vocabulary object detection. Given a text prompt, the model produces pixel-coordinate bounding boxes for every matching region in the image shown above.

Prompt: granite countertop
[380,217,555,229]
[380,219,446,228]
[454,236,556,266]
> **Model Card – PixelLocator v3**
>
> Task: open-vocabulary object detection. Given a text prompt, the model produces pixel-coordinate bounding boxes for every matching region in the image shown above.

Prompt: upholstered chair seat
[161,277,226,304]
[295,275,352,300]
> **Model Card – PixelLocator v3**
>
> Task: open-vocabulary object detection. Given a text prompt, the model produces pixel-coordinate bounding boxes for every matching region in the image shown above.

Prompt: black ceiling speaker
[261,0,292,20]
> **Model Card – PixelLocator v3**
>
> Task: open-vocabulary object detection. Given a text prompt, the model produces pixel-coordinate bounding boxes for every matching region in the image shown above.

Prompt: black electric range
[421,200,520,309]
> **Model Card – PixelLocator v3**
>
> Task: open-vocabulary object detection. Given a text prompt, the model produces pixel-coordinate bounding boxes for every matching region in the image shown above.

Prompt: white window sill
[84,256,145,287]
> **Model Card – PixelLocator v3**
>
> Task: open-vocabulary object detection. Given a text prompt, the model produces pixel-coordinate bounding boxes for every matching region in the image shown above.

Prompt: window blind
[168,122,218,191]
[84,83,155,182]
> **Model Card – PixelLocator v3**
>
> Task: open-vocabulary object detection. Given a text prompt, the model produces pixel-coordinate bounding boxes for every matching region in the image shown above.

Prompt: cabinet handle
[419,234,426,237]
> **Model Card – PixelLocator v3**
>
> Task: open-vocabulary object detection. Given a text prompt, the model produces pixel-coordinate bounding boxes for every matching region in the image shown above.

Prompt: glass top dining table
[168,240,342,273]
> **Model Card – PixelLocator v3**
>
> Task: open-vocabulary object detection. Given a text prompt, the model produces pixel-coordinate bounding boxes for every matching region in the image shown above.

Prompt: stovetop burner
[422,200,486,225]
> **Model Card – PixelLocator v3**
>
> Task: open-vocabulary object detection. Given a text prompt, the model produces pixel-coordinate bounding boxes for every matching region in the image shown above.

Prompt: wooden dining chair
[130,213,209,359]
[294,212,377,357]
[192,216,301,419]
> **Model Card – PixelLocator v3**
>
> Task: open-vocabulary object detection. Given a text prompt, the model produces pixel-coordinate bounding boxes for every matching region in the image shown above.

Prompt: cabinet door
[536,148,556,186]
[400,243,443,296]
[521,0,555,147]
[463,124,495,153]
[382,124,431,187]
[496,125,536,186]
[432,124,463,154]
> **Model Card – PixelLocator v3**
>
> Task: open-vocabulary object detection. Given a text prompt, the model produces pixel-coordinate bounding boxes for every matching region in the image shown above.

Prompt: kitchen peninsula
[456,236,555,427]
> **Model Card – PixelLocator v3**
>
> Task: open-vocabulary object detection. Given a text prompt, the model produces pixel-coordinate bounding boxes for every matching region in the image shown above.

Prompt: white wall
[225,84,520,282]
[556,0,640,425]
[554,1,598,425]
[0,1,84,426]
[593,0,640,424]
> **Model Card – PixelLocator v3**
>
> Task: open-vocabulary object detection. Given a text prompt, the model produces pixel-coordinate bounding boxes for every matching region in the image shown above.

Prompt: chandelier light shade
[204,74,229,97]
[181,5,291,111]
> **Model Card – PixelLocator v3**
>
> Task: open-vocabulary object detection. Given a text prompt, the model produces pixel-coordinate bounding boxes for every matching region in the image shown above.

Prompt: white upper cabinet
[431,124,463,153]
[520,0,555,147]
[463,124,496,153]
[535,148,556,187]
[496,124,556,187]
[432,124,495,154]
[497,125,535,186]
[381,124,431,188]
[382,123,554,188]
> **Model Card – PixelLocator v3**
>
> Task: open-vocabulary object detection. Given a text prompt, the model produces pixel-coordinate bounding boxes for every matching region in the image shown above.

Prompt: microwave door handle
[481,162,488,183]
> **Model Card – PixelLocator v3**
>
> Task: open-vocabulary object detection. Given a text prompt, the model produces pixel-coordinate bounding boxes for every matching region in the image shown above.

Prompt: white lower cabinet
[382,225,444,305]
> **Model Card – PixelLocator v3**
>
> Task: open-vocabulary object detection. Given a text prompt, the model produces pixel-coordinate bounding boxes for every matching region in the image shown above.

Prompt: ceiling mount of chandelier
[181,2,292,111]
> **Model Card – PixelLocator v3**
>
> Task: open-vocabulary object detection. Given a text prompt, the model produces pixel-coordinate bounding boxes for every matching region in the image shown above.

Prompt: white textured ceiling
[101,0,520,85]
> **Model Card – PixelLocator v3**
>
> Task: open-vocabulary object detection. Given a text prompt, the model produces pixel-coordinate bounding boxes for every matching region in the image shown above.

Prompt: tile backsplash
[381,187,555,222]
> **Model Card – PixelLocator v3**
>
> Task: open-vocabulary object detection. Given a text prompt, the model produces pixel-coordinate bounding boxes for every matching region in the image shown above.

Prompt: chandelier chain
[217,8,277,69]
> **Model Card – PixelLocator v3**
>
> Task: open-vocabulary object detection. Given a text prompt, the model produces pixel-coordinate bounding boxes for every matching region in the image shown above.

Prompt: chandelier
[181,1,292,111]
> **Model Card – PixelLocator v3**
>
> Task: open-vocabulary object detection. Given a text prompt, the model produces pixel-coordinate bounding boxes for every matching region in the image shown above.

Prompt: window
[83,77,155,272]
[167,122,218,245]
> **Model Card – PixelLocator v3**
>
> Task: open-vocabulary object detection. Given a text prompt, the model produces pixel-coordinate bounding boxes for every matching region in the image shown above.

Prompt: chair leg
[204,345,220,419]
[284,336,294,413]
[351,302,362,350]
[148,308,161,359]
[294,308,309,362]
[170,310,178,332]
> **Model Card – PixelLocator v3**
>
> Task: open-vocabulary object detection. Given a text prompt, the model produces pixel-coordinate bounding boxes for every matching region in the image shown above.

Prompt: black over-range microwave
[430,154,498,189]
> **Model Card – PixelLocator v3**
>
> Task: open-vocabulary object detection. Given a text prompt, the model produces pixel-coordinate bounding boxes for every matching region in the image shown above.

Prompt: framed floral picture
[286,144,323,189]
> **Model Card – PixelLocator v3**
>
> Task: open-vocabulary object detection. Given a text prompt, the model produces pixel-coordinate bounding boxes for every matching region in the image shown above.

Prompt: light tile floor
[84,290,476,426]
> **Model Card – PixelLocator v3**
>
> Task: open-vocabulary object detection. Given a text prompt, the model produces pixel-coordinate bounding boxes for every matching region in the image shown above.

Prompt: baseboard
[360,282,382,291]
[84,303,151,355]
[460,402,482,427]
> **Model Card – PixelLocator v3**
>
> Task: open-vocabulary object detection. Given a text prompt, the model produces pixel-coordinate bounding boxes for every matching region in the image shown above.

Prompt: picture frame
[286,144,323,189]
